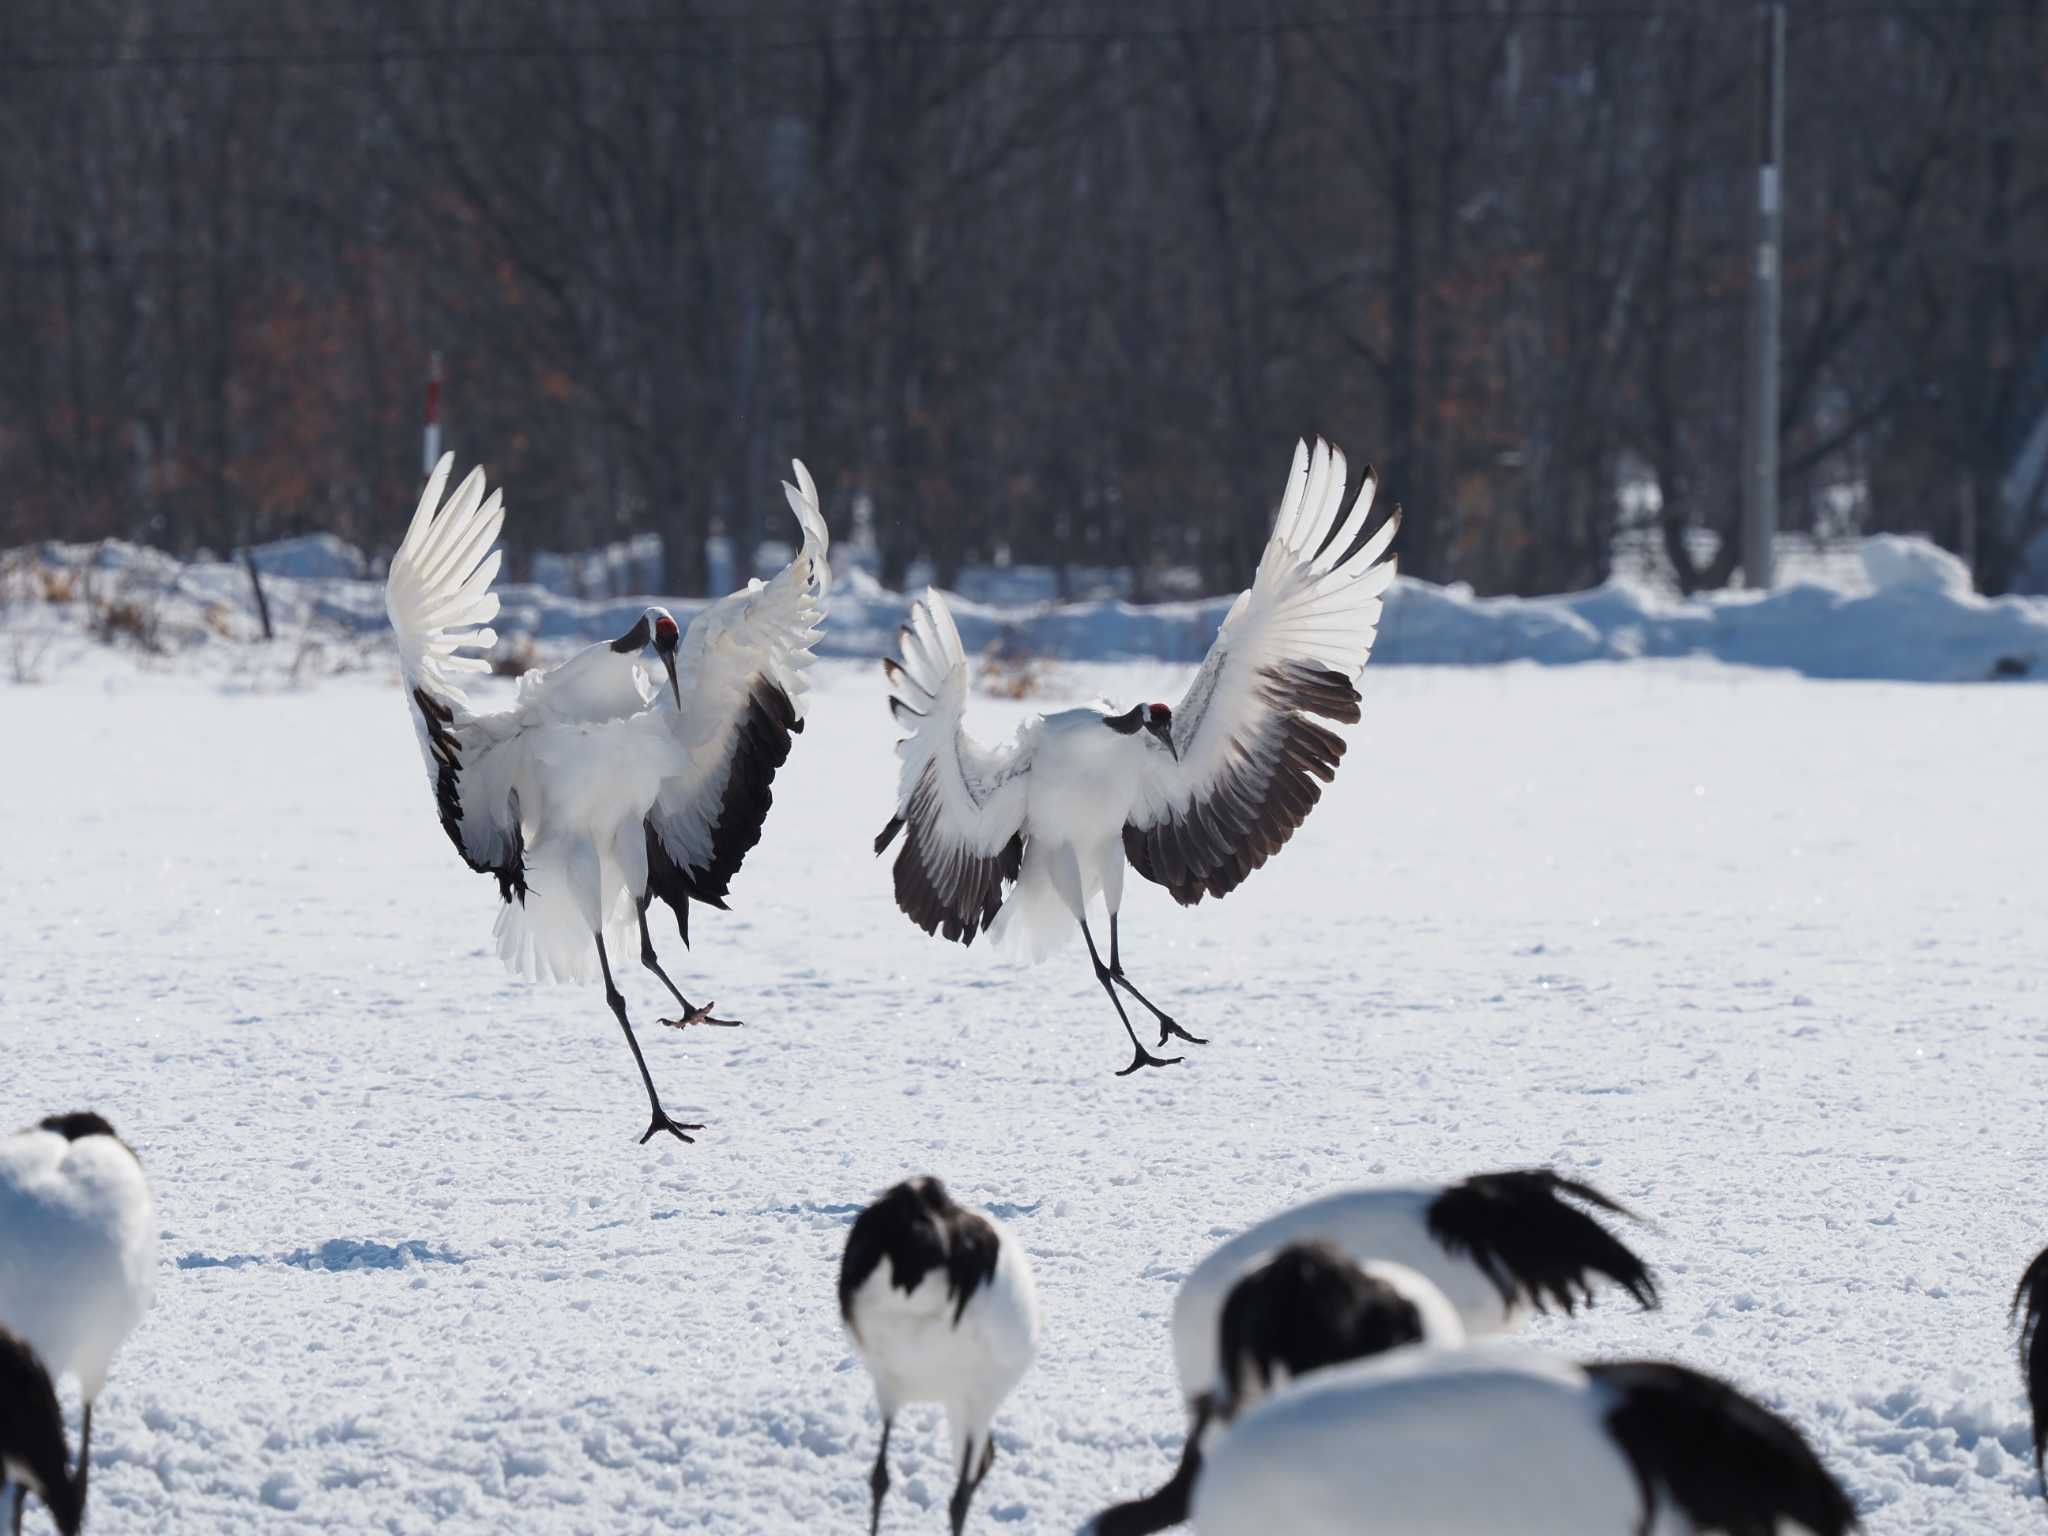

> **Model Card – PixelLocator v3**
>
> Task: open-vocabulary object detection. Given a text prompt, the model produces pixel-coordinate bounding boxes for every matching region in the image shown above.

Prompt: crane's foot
[639,1108,703,1145]
[1155,1017,1208,1048]
[1115,1044,1184,1077]
[660,1002,743,1030]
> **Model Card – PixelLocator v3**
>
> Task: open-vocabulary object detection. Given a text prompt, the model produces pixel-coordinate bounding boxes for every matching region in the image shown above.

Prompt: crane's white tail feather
[985,852,1075,964]
[386,453,506,709]
[492,842,636,984]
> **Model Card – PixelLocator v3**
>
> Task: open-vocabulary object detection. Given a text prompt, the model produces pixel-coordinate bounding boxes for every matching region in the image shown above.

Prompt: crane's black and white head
[1214,1242,1451,1424]
[1105,701,1178,761]
[0,1329,81,1536]
[612,605,682,708]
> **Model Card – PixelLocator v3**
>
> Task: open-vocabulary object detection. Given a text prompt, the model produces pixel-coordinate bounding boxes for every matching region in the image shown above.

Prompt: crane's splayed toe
[1116,1045,1184,1077]
[661,1003,743,1030]
[1156,1018,1207,1048]
[639,1110,704,1145]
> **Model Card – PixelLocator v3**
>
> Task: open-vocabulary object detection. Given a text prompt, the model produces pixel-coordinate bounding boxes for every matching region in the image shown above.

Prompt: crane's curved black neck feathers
[0,1330,82,1536]
[1424,1169,1658,1315]
[2013,1245,2048,1485]
[839,1177,1000,1331]
[610,614,652,653]
[1087,1399,1211,1536]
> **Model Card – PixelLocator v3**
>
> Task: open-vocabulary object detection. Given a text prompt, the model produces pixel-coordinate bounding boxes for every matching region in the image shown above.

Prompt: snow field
[0,656,2043,1532]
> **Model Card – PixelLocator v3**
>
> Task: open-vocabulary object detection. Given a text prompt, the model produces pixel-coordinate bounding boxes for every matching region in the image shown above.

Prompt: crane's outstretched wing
[635,462,831,930]
[873,588,1031,945]
[1125,439,1398,905]
[385,454,530,903]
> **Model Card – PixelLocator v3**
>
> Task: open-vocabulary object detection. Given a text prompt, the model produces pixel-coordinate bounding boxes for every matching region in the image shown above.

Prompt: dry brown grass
[86,573,168,654]
[977,630,1052,699]
[491,636,538,678]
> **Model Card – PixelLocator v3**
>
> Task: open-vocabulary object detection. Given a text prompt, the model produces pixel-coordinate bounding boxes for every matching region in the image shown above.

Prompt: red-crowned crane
[840,1177,1040,1536]
[386,455,829,1144]
[876,440,1398,1075]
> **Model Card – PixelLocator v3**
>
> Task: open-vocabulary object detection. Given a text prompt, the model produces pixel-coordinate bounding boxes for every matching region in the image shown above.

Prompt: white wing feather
[876,588,1032,945]
[1125,439,1398,904]
[385,453,504,708]
[383,455,530,896]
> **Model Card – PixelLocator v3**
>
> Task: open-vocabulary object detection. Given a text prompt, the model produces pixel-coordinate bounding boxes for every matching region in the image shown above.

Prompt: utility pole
[422,350,443,475]
[1740,2,1784,589]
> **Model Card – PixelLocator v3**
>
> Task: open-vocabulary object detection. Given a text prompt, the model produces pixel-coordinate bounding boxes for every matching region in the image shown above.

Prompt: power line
[0,3,2038,72]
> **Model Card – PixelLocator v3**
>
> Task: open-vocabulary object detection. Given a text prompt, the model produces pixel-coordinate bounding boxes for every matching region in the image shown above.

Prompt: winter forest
[5,0,2047,600]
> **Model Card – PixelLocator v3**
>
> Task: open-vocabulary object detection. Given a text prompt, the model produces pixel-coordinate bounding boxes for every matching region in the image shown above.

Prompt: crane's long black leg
[1107,913,1208,1048]
[596,932,702,1145]
[636,905,742,1032]
[1082,920,1181,1076]
[868,1416,893,1536]
[12,1485,23,1536]
[948,1435,995,1536]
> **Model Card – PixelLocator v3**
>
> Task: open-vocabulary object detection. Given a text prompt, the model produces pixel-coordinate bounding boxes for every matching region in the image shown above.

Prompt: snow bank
[9,530,2047,682]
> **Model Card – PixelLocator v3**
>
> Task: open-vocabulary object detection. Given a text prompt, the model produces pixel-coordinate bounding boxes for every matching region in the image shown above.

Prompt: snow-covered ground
[3,651,2044,1533]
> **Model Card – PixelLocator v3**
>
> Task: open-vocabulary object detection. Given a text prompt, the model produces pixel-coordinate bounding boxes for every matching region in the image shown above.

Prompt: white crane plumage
[385,454,830,1145]
[875,440,1399,1075]
[1121,1243,1856,1536]
[1193,1346,1859,1536]
[839,1177,1039,1536]
[1092,1170,1657,1535]
[0,1112,155,1536]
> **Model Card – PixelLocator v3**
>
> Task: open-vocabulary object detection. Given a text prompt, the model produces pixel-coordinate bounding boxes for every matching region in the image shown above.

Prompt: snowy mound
[1858,535,1973,597]
[6,531,2045,683]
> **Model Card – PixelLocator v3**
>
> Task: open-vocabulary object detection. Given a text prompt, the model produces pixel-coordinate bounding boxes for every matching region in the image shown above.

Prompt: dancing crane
[386,455,830,1144]
[876,440,1397,1075]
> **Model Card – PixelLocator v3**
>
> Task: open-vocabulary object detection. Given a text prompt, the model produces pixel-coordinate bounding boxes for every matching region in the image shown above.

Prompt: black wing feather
[644,677,801,936]
[1424,1169,1658,1315]
[1586,1360,1858,1536]
[1124,663,1355,907]
[882,760,1025,946]
[840,1177,1001,1332]
[413,687,526,905]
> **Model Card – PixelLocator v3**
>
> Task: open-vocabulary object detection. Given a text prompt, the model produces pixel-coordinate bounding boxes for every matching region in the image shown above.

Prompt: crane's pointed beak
[1148,718,1178,762]
[662,649,681,710]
